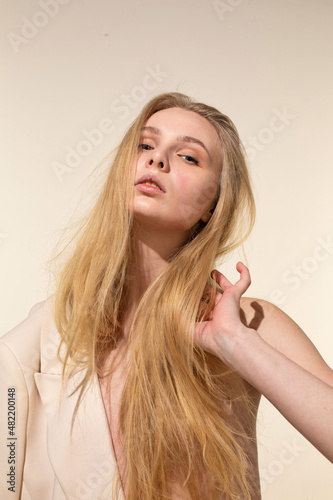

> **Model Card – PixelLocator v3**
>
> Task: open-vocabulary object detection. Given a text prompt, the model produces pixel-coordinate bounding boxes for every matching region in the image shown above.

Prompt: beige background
[1,0,332,497]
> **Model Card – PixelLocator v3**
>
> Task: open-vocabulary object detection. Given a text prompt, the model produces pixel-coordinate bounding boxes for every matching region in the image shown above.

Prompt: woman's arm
[225,318,333,462]
[194,262,333,462]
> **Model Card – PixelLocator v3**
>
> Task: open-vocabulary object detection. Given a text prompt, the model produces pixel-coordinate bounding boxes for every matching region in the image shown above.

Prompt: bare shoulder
[240,297,333,386]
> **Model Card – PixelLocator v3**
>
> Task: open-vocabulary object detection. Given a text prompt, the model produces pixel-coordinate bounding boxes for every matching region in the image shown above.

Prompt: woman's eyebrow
[140,126,210,158]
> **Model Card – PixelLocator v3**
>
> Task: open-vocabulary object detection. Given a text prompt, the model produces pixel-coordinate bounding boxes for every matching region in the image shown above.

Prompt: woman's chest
[99,363,261,499]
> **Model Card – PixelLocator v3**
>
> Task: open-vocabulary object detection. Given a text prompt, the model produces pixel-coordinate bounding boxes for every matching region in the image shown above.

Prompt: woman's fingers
[195,262,253,357]
[235,262,252,295]
[211,262,251,297]
[211,269,231,290]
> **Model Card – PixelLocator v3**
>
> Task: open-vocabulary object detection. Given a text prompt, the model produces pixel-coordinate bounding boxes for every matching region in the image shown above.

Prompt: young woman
[1,92,332,500]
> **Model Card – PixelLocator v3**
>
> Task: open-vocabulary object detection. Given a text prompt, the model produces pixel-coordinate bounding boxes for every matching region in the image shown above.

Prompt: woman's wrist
[214,326,266,380]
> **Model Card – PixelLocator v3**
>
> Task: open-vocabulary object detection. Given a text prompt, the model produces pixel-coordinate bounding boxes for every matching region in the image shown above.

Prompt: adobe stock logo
[269,233,333,305]
[7,0,73,53]
[67,460,114,500]
[243,107,296,162]
[213,0,244,21]
[52,64,169,183]
[260,438,307,493]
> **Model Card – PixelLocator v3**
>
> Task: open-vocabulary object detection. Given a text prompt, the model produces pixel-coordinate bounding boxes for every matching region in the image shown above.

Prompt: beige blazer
[0,295,124,500]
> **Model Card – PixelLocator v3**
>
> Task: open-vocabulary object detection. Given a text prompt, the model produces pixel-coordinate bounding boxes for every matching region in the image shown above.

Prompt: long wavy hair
[49,92,257,499]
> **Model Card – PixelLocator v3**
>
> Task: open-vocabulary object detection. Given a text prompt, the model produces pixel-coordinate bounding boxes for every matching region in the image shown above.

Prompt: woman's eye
[181,155,200,166]
[138,143,152,151]
[138,144,199,166]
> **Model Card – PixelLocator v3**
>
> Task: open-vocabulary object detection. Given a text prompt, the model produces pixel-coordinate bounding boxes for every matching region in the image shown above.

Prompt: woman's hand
[194,261,257,367]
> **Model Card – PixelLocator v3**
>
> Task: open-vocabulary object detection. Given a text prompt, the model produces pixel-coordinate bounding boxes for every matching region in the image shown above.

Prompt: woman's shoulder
[240,296,333,386]
[0,296,56,378]
[1,299,46,346]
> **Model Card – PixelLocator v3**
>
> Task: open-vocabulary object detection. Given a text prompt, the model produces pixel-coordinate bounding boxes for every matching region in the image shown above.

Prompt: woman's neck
[127,224,187,308]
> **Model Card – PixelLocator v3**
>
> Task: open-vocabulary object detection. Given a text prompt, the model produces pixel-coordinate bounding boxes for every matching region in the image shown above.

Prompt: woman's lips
[135,174,166,192]
[136,183,166,194]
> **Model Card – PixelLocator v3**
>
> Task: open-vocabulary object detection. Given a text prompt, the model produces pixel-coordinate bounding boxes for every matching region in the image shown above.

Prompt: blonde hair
[49,92,257,499]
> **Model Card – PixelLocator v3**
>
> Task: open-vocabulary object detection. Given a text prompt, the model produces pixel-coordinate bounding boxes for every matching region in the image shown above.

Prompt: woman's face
[132,107,223,236]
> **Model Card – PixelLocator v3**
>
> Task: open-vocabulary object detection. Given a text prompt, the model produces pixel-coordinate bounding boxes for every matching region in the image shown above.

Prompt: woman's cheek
[175,174,188,192]
[173,177,205,227]
[175,175,197,210]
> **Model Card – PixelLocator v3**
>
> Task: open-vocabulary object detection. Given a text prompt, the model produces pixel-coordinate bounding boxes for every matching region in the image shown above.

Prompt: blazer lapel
[34,295,125,500]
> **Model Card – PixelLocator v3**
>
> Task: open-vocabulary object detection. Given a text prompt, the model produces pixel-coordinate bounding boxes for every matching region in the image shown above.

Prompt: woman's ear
[200,208,214,224]
[201,190,219,223]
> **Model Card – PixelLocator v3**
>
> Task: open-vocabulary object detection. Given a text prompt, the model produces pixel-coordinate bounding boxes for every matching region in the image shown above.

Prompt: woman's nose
[147,150,168,170]
[148,158,164,169]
